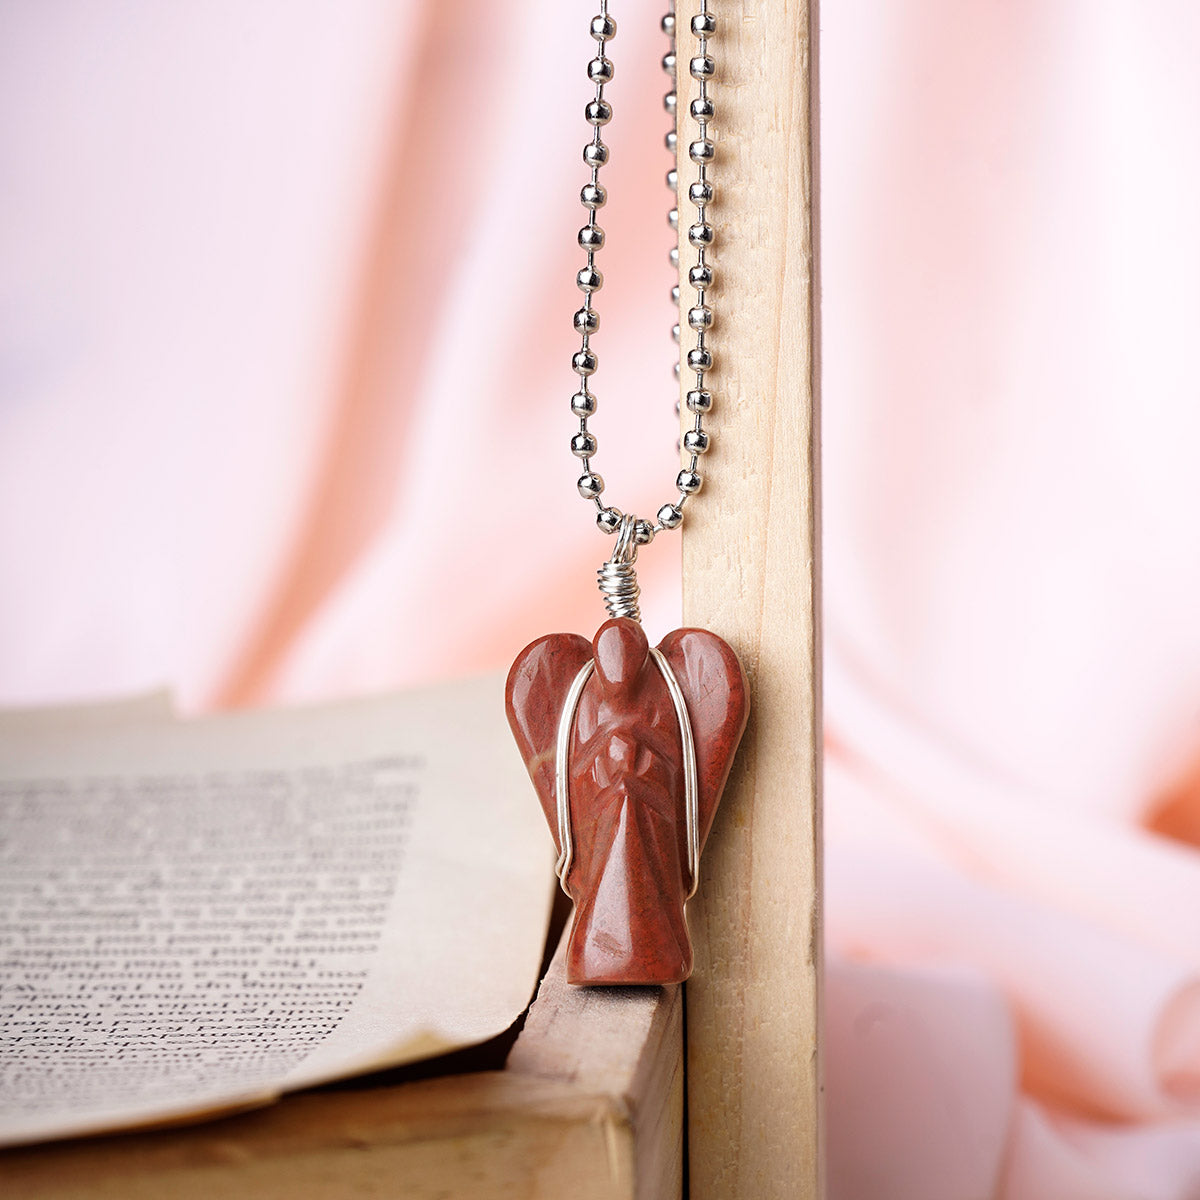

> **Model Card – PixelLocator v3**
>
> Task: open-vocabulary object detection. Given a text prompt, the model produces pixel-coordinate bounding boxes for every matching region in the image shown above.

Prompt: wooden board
[675,1,824,1197]
[0,935,682,1200]
[510,935,684,1200]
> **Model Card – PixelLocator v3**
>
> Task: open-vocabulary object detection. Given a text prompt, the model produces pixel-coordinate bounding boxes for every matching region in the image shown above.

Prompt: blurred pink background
[4,2,1200,1196]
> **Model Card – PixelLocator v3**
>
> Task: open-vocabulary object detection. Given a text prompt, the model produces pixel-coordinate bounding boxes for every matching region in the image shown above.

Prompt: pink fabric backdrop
[4,2,1200,1195]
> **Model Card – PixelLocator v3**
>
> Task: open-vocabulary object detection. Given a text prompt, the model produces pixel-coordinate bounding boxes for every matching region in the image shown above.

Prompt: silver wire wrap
[553,649,700,900]
[597,514,642,621]
[650,647,701,899]
[553,660,594,892]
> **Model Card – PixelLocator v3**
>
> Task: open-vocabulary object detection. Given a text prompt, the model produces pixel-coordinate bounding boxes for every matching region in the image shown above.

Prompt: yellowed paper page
[0,674,553,1147]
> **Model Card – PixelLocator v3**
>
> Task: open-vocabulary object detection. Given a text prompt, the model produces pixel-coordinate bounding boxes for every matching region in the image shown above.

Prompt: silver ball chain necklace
[505,3,750,988]
[572,1,716,616]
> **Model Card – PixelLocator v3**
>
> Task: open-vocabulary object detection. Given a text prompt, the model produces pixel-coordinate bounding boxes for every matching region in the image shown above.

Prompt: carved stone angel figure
[506,617,749,986]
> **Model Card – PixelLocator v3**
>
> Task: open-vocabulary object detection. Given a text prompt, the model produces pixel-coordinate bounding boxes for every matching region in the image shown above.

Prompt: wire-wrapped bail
[598,514,642,622]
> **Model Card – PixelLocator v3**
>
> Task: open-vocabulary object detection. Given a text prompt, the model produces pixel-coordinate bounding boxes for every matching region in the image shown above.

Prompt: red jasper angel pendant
[506,614,748,986]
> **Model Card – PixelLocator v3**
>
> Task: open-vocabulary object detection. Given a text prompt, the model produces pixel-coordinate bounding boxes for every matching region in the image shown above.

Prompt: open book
[0,676,554,1148]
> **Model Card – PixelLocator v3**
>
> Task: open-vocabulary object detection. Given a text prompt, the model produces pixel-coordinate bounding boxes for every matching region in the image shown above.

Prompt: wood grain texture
[510,932,684,1200]
[0,1074,628,1200]
[1,933,682,1200]
[675,1,824,1197]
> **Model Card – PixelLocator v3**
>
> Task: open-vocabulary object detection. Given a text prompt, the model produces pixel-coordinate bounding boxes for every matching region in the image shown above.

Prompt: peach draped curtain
[3,3,1200,1195]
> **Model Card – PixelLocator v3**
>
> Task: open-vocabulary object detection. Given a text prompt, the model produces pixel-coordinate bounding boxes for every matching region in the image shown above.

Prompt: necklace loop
[612,512,640,564]
[597,514,643,622]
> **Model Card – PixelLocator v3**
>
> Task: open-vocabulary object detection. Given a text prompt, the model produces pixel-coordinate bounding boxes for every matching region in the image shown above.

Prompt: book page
[0,675,554,1147]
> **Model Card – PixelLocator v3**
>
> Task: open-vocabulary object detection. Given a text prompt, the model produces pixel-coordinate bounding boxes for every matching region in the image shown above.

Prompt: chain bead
[597,507,622,534]
[577,266,602,291]
[574,307,600,333]
[590,14,616,40]
[578,472,605,499]
[588,56,614,83]
[581,182,607,208]
[658,503,684,529]
[586,99,613,125]
[683,429,710,454]
[579,224,605,250]
[690,54,715,79]
[635,519,656,545]
[677,469,703,494]
[571,390,597,417]
[572,431,597,458]
[689,263,713,288]
[688,305,712,329]
[583,141,609,168]
[691,13,717,35]
[573,349,598,376]
[687,388,713,413]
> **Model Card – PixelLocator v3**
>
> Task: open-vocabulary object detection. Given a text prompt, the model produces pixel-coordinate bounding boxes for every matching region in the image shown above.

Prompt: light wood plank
[675,1,824,1197]
[510,933,684,1200]
[0,1074,629,1200]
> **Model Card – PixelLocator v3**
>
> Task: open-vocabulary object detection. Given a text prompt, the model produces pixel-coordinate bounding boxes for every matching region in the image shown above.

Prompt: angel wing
[656,627,750,854]
[504,632,593,853]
